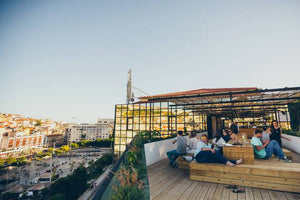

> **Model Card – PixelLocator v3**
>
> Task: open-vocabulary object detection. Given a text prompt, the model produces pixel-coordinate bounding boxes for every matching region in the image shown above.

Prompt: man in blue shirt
[251,129,291,162]
[194,134,243,167]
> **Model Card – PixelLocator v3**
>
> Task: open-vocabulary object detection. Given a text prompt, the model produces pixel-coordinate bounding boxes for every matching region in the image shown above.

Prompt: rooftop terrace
[147,151,300,200]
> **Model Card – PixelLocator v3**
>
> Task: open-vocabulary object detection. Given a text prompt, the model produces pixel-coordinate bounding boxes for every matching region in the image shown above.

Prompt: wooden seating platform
[189,158,300,193]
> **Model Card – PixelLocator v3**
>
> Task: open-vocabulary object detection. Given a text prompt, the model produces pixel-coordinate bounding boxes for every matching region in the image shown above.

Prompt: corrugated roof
[139,87,258,100]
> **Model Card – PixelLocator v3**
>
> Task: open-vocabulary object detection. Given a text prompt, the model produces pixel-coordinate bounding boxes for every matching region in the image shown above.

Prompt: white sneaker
[182,156,193,162]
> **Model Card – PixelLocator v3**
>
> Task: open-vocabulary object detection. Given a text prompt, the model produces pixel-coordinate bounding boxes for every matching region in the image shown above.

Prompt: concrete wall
[282,134,300,154]
[144,132,207,166]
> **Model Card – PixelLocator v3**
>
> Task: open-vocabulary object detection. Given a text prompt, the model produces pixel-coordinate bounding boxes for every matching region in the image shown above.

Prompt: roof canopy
[139,87,300,118]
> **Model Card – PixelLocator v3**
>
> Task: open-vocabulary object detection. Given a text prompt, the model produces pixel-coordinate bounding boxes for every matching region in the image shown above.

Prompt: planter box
[282,134,300,154]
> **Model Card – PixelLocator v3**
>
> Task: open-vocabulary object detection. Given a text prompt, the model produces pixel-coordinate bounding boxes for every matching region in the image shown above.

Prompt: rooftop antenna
[126,69,134,104]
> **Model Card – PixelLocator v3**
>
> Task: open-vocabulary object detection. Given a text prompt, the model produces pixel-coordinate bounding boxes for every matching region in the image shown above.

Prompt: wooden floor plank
[168,175,193,200]
[196,182,212,200]
[245,187,254,200]
[222,185,231,200]
[202,182,218,200]
[259,189,271,200]
[229,187,238,200]
[293,193,300,200]
[284,192,297,200]
[148,158,300,200]
[177,180,200,200]
[252,188,262,200]
[237,186,246,200]
[152,172,187,200]
[212,184,224,200]
[188,182,210,200]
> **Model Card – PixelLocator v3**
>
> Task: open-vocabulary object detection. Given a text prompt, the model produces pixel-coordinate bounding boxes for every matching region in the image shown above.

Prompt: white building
[66,119,113,142]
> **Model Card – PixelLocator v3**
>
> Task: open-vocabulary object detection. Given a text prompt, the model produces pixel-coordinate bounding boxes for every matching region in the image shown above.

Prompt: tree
[60,145,69,152]
[17,156,27,165]
[71,143,79,148]
[0,159,4,167]
[48,148,54,154]
[55,150,63,156]
[6,157,17,165]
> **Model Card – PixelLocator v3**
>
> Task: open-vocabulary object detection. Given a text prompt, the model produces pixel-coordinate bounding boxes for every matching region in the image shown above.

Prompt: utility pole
[126,69,134,104]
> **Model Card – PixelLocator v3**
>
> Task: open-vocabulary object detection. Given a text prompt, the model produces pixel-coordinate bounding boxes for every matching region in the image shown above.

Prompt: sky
[0,1,300,123]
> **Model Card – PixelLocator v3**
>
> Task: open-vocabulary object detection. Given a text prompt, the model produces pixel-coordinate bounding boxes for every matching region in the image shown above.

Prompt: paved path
[78,165,112,200]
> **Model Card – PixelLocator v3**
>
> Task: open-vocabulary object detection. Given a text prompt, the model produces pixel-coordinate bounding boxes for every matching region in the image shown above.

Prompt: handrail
[91,136,137,200]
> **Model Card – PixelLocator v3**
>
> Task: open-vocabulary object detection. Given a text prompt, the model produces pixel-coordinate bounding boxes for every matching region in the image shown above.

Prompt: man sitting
[167,131,187,168]
[251,129,291,162]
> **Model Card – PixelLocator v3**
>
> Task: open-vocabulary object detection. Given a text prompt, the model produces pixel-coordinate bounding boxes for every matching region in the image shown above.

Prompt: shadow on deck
[147,151,300,200]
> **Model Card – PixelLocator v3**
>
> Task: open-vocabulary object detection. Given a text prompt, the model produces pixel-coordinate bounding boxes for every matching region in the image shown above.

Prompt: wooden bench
[177,153,194,170]
[189,158,300,193]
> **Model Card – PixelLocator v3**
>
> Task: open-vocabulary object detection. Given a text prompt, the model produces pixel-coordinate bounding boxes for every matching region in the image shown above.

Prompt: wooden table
[223,140,255,164]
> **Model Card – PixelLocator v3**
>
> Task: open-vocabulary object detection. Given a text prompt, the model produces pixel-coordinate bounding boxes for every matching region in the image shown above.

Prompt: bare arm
[280,129,291,141]
[254,140,269,151]
[201,148,215,153]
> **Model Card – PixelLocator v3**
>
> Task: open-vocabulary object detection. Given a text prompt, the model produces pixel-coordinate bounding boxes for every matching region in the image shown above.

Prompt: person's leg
[195,151,213,163]
[167,150,178,165]
[272,141,285,159]
[213,151,236,164]
[265,140,285,159]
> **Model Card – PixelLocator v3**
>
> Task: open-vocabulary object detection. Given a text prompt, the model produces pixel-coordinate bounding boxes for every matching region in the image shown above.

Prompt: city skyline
[1,1,300,123]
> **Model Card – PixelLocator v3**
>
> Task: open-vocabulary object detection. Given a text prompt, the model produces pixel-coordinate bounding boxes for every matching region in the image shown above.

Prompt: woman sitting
[186,131,200,154]
[194,134,243,167]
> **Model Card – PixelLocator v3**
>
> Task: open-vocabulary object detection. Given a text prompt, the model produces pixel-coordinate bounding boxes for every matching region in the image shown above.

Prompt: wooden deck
[147,151,300,200]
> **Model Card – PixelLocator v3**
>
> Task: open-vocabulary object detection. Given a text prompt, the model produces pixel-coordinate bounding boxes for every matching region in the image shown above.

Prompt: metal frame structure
[113,87,300,155]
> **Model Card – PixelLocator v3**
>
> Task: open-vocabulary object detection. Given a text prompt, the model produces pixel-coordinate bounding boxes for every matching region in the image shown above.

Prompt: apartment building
[66,119,113,142]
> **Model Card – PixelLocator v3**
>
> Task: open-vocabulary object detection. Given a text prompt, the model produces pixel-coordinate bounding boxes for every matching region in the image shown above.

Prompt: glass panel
[134,117,140,123]
[115,131,120,137]
[152,116,160,123]
[161,109,168,116]
[133,124,140,131]
[177,116,184,123]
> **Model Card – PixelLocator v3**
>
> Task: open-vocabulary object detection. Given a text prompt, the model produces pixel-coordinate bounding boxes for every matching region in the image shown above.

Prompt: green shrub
[109,185,145,200]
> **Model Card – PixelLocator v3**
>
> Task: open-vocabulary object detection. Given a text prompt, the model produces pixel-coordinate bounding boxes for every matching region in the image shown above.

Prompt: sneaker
[172,162,178,168]
[182,156,193,162]
[279,158,292,163]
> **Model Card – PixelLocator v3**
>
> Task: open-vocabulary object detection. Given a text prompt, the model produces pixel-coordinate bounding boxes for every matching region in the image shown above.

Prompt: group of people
[166,120,292,168]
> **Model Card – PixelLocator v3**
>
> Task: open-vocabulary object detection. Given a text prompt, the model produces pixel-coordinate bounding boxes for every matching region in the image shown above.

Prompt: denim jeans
[265,140,285,159]
[167,150,185,165]
[195,150,236,165]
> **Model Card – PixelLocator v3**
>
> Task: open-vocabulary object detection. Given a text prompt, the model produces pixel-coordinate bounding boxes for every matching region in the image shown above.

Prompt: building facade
[66,119,113,142]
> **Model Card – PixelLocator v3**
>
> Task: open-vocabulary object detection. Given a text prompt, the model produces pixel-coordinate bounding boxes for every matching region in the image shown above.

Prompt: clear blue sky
[0,1,299,123]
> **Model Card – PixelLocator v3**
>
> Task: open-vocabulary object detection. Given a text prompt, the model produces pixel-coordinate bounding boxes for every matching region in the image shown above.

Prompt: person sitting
[262,127,271,143]
[167,131,187,167]
[186,131,200,154]
[251,129,291,162]
[212,132,226,154]
[194,134,243,167]
[222,129,237,143]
